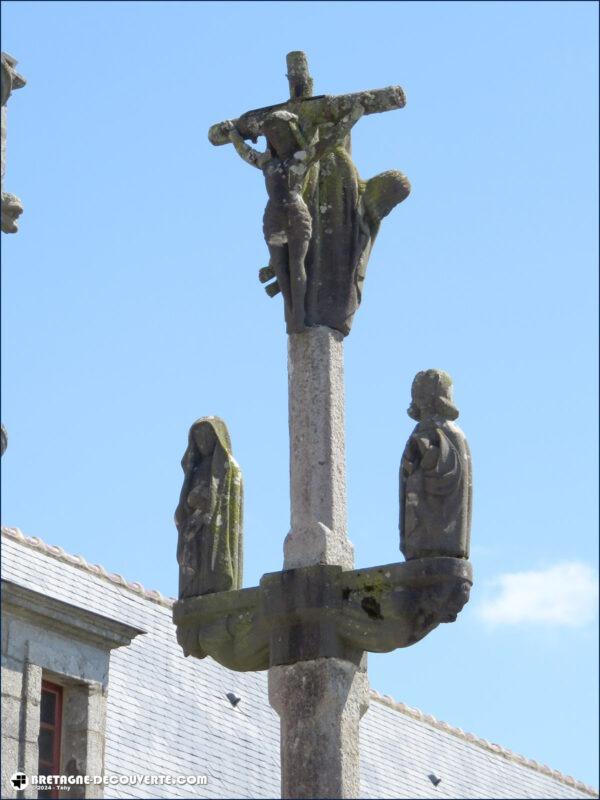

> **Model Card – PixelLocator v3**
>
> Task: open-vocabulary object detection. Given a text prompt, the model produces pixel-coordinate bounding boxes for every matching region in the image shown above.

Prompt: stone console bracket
[173,557,472,672]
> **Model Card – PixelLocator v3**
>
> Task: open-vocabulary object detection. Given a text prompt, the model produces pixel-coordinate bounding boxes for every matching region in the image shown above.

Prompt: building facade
[1,525,597,800]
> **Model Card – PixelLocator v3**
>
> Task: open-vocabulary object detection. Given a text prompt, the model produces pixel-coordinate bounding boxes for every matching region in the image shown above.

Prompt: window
[38,680,63,800]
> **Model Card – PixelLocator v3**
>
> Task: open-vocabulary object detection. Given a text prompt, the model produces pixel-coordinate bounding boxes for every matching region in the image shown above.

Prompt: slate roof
[1,526,597,800]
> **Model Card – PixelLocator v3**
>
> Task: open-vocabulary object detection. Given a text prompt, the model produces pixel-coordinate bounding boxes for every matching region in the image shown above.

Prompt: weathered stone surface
[269,656,369,799]
[286,51,313,99]
[1,53,25,236]
[21,663,42,800]
[1,694,21,745]
[1,191,23,233]
[208,85,406,147]
[225,106,364,333]
[0,733,19,800]
[261,564,362,667]
[61,682,107,798]
[2,581,145,656]
[173,586,267,670]
[210,52,409,336]
[340,556,472,649]
[175,417,243,598]
[172,556,472,671]
[1,52,25,460]
[1,53,26,108]
[284,326,354,570]
[400,370,473,560]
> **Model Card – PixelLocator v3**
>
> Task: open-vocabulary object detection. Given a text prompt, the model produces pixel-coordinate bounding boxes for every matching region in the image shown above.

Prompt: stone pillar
[1,658,24,799]
[61,682,107,799]
[271,325,369,799]
[284,326,354,571]
[269,657,369,799]
[0,655,42,800]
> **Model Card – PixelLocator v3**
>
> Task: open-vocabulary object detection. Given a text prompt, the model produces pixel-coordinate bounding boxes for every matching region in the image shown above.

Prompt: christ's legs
[268,243,293,325]
[287,229,310,333]
[286,199,312,333]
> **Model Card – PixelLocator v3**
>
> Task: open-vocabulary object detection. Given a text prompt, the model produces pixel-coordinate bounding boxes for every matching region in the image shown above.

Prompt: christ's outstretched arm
[224,122,269,170]
[306,103,365,167]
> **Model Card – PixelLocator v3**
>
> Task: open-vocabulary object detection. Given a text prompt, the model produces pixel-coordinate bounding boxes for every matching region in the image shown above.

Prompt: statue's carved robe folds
[400,418,472,560]
[176,418,243,598]
[303,139,410,336]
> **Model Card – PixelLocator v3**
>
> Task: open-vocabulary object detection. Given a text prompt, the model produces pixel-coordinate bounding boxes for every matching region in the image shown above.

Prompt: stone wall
[1,581,143,799]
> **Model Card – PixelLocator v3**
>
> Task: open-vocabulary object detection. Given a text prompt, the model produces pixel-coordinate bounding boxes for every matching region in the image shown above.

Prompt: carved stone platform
[173,556,472,672]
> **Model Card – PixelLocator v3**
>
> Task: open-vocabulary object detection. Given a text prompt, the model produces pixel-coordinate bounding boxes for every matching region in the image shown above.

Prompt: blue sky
[2,0,598,789]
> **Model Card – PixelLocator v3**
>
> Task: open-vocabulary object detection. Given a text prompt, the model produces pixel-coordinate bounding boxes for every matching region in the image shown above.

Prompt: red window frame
[38,680,63,800]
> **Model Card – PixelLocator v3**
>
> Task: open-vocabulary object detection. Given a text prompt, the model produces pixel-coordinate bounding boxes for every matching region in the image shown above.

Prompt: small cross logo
[10,772,28,790]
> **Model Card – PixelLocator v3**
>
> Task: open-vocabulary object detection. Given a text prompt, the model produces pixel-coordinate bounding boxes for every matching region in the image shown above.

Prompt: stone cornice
[1,579,145,650]
[2,526,174,608]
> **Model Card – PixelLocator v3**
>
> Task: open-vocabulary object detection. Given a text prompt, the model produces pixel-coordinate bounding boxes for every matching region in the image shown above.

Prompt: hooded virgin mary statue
[175,417,243,598]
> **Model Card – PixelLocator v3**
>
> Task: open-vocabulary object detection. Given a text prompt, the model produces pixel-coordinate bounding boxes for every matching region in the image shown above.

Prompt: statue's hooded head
[262,110,303,159]
[182,416,232,469]
[176,416,236,531]
[408,369,459,421]
[363,170,411,225]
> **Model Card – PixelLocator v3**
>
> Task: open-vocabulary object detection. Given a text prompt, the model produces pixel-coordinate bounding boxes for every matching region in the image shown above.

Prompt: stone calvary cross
[173,52,472,799]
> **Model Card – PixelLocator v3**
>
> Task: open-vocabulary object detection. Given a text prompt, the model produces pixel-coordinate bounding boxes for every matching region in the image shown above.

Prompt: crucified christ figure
[223,104,364,333]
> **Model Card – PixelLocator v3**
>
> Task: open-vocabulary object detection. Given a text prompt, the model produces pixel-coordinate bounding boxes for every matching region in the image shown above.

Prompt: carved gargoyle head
[408,368,459,422]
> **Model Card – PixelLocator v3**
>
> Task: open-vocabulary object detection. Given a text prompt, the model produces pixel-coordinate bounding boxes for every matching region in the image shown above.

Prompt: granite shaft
[269,325,368,799]
[269,657,369,799]
[284,325,354,571]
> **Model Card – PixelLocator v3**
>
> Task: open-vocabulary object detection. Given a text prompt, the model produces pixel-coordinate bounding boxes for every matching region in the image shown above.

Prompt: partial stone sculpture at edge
[1,52,26,234]
[400,370,472,561]
[175,417,243,599]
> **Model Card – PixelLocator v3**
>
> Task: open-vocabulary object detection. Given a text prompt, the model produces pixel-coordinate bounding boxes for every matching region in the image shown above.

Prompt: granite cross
[173,53,472,799]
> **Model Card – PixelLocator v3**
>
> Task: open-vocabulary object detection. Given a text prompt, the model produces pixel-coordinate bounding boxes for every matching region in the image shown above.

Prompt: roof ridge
[1,526,175,609]
[369,689,599,797]
[3,525,598,797]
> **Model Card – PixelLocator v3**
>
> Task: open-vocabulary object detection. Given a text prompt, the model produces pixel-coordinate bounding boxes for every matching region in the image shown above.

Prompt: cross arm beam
[172,556,472,671]
[208,85,406,146]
